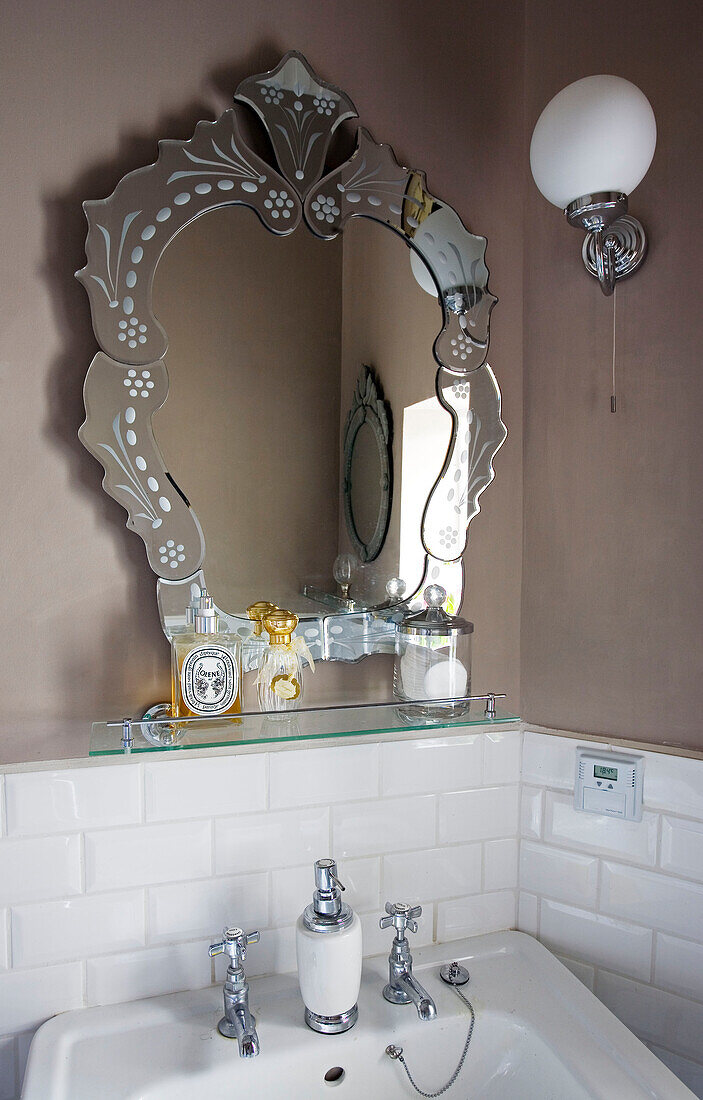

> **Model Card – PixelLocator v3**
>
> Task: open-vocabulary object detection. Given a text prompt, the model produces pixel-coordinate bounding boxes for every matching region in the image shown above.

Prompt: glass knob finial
[386,577,407,601]
[424,584,446,608]
[333,553,357,585]
[333,553,358,599]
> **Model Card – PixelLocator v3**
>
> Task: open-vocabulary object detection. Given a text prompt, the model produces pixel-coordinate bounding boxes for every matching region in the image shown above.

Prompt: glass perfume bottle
[257,609,314,718]
[171,588,242,719]
[243,600,277,674]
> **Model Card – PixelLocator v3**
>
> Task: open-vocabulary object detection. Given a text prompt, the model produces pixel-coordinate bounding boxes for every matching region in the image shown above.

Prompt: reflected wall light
[530,75,656,296]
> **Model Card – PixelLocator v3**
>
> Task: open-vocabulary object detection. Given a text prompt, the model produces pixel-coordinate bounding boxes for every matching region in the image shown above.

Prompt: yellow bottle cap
[246,601,278,637]
[263,609,298,645]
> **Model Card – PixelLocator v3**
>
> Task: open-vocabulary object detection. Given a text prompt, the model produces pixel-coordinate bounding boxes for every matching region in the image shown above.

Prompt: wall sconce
[530,75,656,296]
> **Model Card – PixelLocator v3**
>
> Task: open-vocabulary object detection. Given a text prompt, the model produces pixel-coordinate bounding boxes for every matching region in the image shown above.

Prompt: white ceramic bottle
[296,859,362,1033]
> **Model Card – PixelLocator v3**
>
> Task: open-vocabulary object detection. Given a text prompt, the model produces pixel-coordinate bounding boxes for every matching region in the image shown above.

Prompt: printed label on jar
[180,645,238,714]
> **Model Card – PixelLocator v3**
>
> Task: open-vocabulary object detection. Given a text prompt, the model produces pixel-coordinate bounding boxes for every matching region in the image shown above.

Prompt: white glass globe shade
[530,75,656,209]
[410,246,437,296]
[408,203,487,297]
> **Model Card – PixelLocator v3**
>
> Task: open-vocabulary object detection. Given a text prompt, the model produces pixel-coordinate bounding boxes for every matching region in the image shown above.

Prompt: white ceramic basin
[22,931,695,1099]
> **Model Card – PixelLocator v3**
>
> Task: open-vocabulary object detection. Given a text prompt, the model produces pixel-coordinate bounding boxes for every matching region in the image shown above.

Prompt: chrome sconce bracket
[565,191,648,296]
[567,192,651,297]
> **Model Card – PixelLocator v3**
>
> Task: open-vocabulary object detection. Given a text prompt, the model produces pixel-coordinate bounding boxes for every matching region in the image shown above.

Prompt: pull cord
[611,284,617,414]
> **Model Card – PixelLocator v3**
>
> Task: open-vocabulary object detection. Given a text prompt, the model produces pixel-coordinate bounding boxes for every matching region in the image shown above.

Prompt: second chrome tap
[379,902,437,1021]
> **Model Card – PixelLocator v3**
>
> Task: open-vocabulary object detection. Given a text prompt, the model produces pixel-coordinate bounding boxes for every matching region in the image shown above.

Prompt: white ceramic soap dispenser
[296,858,362,1033]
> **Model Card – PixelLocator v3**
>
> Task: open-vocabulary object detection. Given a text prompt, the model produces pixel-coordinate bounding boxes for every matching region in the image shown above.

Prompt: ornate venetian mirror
[78,51,507,665]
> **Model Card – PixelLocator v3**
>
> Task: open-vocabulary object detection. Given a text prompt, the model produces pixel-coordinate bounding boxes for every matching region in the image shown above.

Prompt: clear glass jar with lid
[393,584,473,722]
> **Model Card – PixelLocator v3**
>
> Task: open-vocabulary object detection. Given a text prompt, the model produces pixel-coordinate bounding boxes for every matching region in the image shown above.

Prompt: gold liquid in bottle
[171,589,242,720]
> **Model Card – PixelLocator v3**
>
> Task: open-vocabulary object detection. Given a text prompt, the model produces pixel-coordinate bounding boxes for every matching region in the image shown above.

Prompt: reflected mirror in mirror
[152,209,451,617]
[350,420,383,545]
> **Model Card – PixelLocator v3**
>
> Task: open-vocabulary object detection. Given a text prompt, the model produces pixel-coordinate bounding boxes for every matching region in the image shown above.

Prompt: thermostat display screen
[593,764,618,781]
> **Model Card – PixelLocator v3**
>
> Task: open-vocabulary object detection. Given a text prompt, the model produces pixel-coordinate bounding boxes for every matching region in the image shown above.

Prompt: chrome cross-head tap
[379,902,436,1021]
[209,926,260,967]
[379,901,422,937]
[209,927,261,1056]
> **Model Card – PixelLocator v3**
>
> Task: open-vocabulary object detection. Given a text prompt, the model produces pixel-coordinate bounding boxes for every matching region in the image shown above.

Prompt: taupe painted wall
[521,0,703,748]
[0,0,523,761]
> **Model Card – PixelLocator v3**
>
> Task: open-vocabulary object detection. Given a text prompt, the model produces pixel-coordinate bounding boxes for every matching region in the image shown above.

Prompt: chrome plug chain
[385,971,475,1098]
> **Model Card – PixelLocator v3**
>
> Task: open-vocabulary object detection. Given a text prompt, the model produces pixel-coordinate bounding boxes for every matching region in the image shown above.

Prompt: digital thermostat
[575,749,644,821]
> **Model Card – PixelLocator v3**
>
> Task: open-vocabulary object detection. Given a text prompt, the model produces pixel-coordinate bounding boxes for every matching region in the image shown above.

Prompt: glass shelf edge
[89,701,519,757]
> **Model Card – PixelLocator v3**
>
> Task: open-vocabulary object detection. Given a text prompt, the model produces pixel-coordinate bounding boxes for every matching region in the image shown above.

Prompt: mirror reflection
[152,210,451,616]
[350,420,382,544]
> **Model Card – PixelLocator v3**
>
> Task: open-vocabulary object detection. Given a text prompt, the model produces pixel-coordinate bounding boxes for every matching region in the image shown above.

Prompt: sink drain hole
[324,1066,346,1085]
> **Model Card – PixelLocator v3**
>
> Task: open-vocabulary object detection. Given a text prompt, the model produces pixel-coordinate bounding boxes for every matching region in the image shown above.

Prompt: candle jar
[393,585,473,723]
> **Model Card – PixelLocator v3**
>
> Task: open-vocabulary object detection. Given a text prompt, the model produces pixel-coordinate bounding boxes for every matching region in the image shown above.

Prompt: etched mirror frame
[77,51,507,664]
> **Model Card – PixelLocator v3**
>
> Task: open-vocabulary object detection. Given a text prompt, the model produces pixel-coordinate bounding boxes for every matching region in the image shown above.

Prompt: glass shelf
[90,695,519,756]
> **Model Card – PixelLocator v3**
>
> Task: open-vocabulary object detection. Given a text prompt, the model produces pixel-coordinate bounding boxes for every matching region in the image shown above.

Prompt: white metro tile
[520,842,598,905]
[380,736,482,797]
[383,845,481,904]
[12,892,145,967]
[338,857,381,914]
[642,752,703,819]
[86,940,211,1006]
[5,765,141,835]
[545,791,657,866]
[520,785,543,840]
[237,925,297,978]
[333,797,435,858]
[541,899,652,982]
[148,873,268,944]
[522,732,610,791]
[271,858,379,927]
[437,891,515,941]
[648,1045,703,1098]
[361,904,434,958]
[601,862,703,941]
[517,892,538,937]
[0,963,83,1035]
[484,839,518,891]
[554,954,595,991]
[145,754,266,821]
[521,731,576,789]
[596,970,703,1063]
[216,807,329,875]
[0,912,7,970]
[661,816,703,881]
[0,835,82,905]
[655,933,703,1002]
[270,743,379,809]
[483,731,521,785]
[0,1035,14,1100]
[85,820,211,892]
[439,786,519,844]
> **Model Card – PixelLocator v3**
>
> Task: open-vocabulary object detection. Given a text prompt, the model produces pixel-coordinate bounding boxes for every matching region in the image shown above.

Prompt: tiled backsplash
[2,726,703,1099]
[519,729,703,1098]
[0,728,520,1098]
